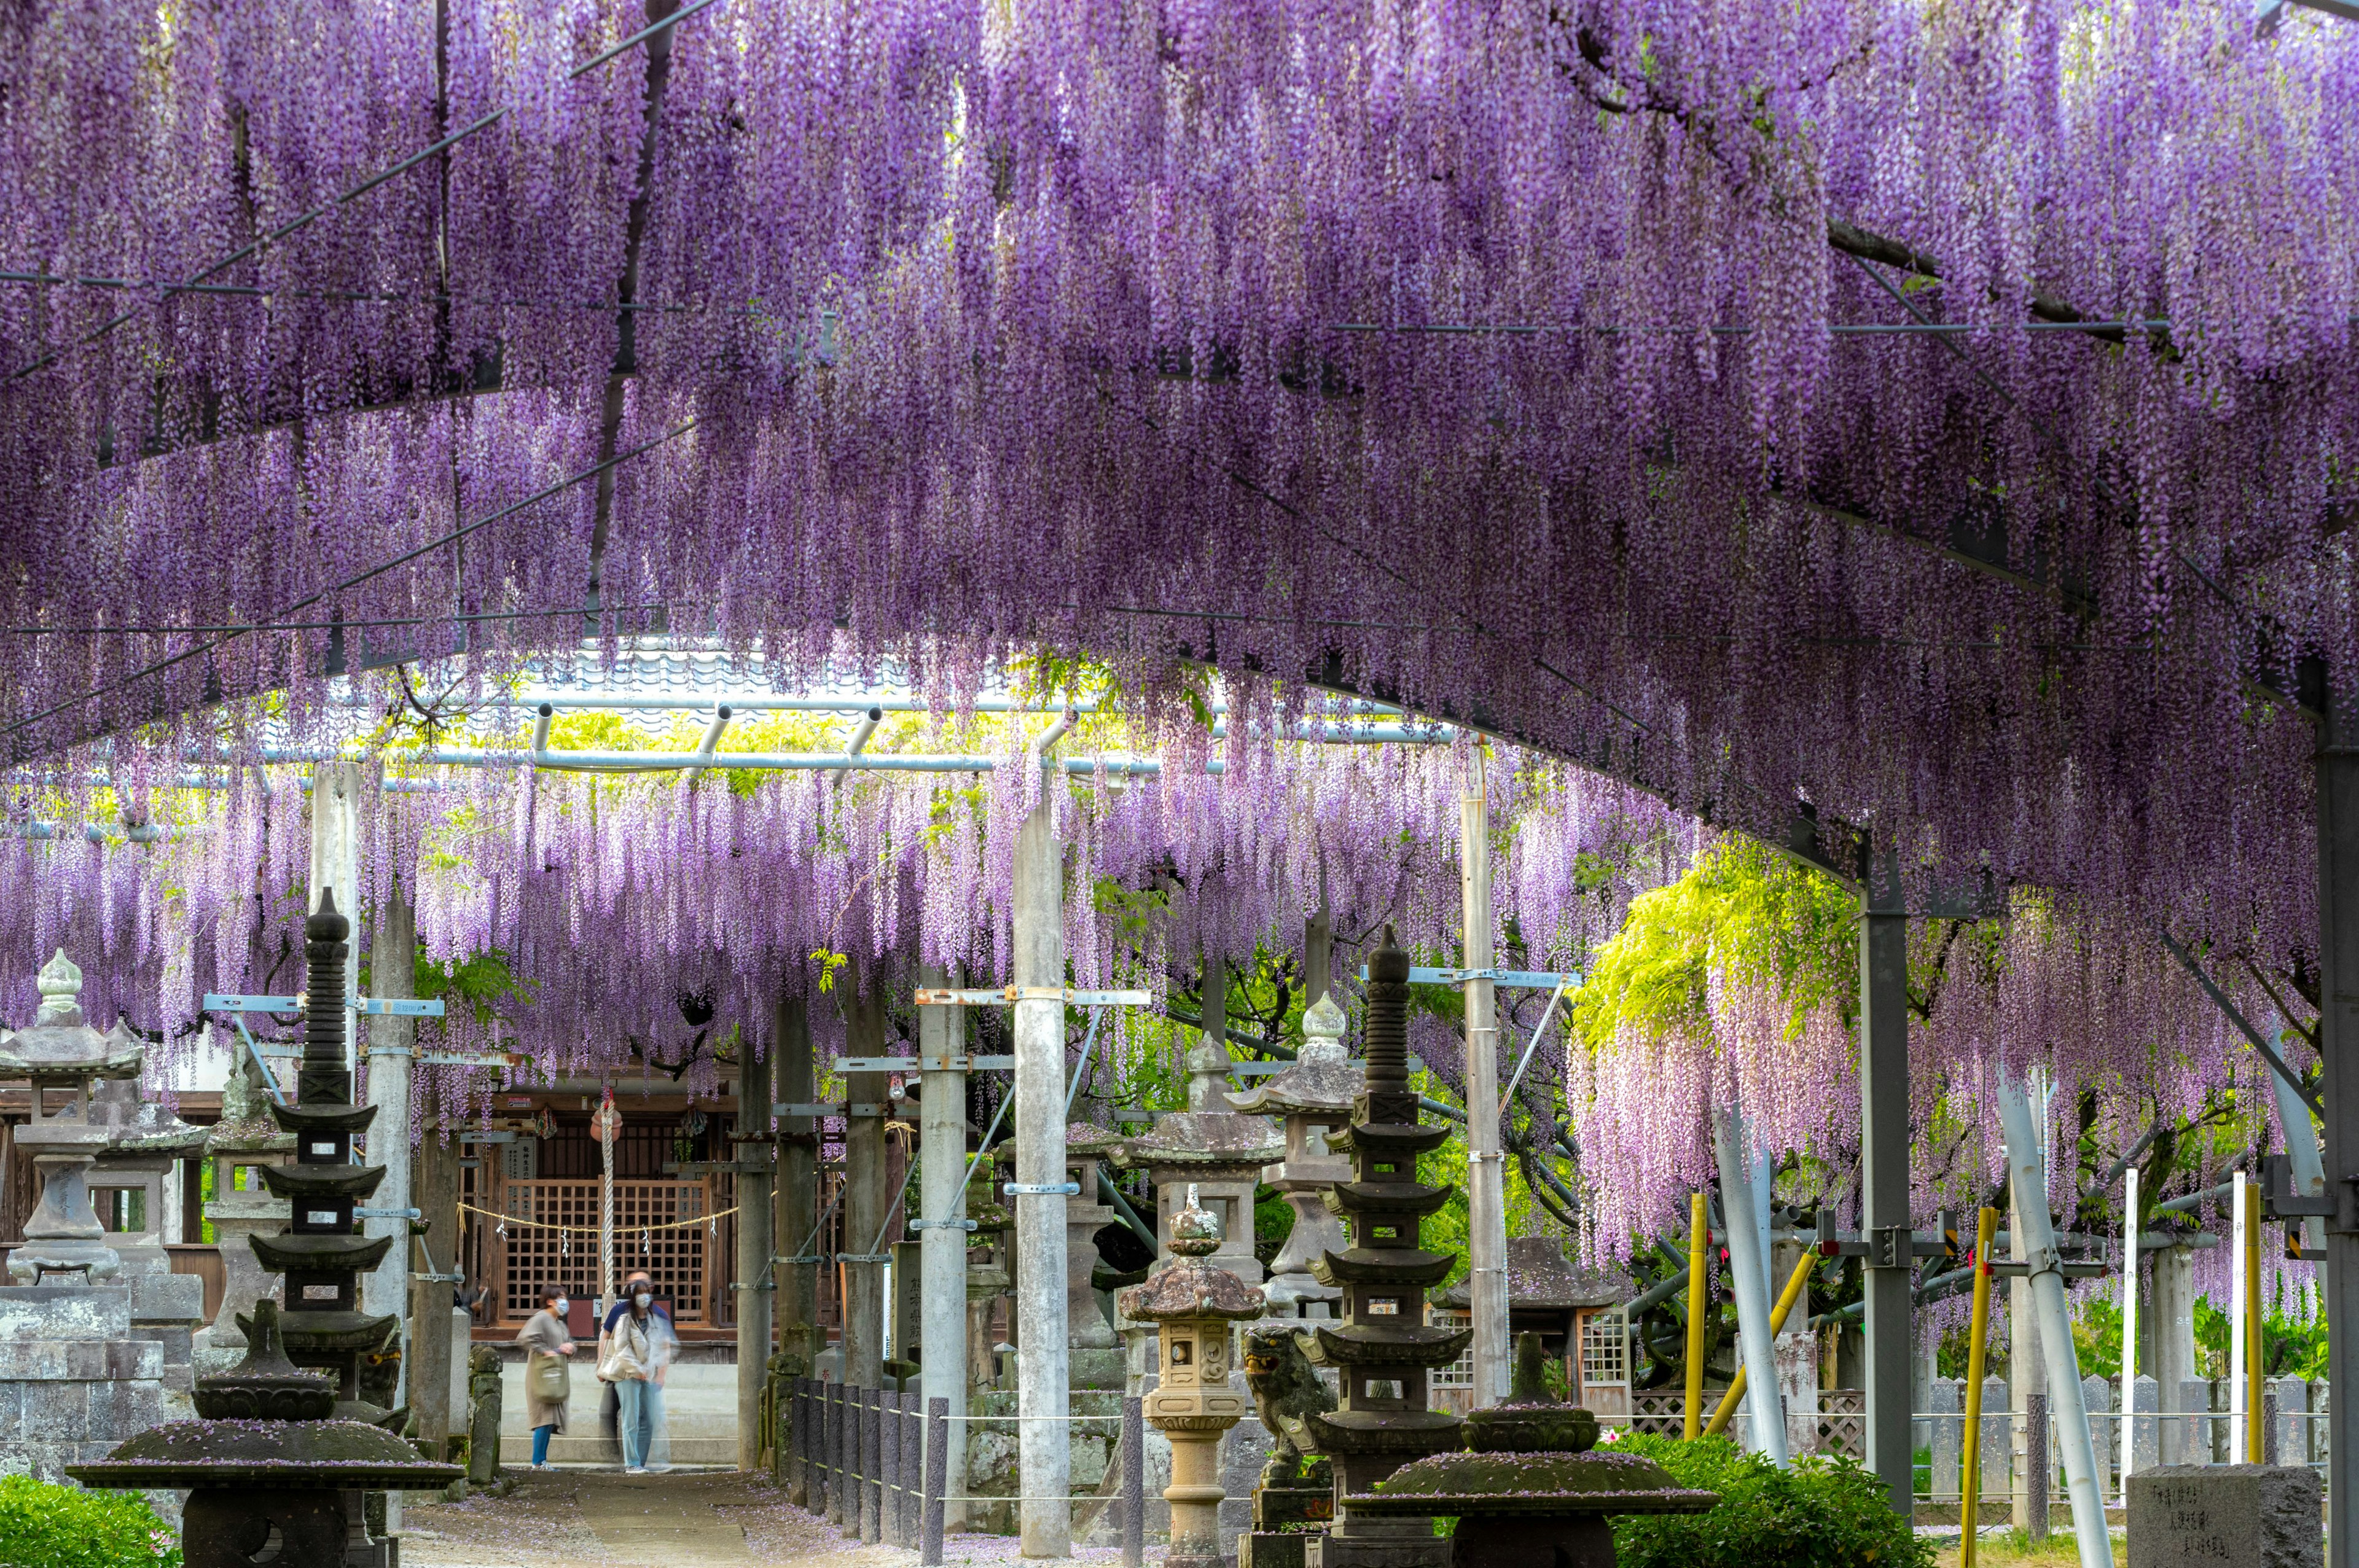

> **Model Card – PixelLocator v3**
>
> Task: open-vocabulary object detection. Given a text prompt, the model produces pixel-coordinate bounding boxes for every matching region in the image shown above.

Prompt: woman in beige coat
[514,1285,576,1468]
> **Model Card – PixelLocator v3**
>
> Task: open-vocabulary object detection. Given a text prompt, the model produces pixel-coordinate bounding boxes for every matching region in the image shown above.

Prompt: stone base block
[1305,1535,1450,1568]
[1240,1529,1318,1568]
[2127,1465,2321,1568]
[1071,1348,1127,1391]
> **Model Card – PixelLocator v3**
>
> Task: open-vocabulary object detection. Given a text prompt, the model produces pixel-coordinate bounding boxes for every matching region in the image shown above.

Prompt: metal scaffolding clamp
[911,1218,980,1233]
[1002,1182,1079,1196]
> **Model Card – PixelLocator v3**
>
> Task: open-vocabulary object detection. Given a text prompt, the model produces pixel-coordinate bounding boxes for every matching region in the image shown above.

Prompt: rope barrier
[458,1199,739,1236]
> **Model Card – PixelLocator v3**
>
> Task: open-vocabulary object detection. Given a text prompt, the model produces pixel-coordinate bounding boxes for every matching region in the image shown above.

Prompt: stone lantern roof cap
[1065,1123,1123,1156]
[0,950,146,1081]
[1113,1110,1283,1171]
[89,1074,208,1153]
[1431,1236,1629,1310]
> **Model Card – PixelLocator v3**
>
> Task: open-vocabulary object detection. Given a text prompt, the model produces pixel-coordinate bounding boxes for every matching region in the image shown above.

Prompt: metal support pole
[1960,1206,1997,1568]
[1684,1192,1707,1439]
[2317,687,2359,1566]
[1711,1104,1788,1464]
[738,1030,775,1471]
[1461,768,1508,1408]
[2009,1069,2049,1538]
[1858,852,1914,1511]
[918,963,969,1532]
[2269,1061,2328,1257]
[925,1397,949,1565]
[1013,784,1072,1558]
[1121,1394,1144,1568]
[2118,1164,2138,1505]
[1995,1072,2112,1568]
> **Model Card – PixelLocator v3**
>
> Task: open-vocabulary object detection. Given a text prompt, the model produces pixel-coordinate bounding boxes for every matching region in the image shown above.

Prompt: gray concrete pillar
[1461,777,1508,1410]
[1012,790,1071,1558]
[2150,1245,2197,1464]
[738,1028,775,1471]
[366,883,415,1409]
[2009,1128,2047,1534]
[1304,907,1331,1015]
[409,1117,461,1456]
[2311,695,2359,1563]
[844,977,891,1395]
[918,964,969,1531]
[775,994,820,1496]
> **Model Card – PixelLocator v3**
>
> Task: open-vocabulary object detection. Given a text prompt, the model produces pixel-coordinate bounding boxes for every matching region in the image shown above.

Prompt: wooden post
[738,1031,775,1470]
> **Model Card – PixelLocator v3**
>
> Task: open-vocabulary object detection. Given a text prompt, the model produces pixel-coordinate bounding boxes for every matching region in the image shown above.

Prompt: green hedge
[1601,1432,1933,1568]
[0,1477,179,1568]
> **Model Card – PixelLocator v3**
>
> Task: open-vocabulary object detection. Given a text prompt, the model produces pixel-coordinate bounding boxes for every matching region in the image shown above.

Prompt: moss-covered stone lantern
[1119,1185,1267,1568]
[1348,1335,1719,1568]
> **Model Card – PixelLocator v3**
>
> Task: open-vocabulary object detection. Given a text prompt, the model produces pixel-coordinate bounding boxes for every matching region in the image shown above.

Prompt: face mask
[635,1292,652,1308]
[551,1299,568,1316]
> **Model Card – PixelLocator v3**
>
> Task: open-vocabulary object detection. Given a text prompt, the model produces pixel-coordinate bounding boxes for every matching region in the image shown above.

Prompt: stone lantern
[1119,1187,1267,1568]
[1232,992,1359,1318]
[0,950,145,1284]
[1114,1041,1281,1387]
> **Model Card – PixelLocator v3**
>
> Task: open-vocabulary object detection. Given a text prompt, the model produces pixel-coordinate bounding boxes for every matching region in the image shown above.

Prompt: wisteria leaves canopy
[0,0,2351,967]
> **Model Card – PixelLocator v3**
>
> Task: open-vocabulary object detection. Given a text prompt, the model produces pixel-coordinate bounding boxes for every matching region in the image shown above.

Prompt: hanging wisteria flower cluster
[0,0,2345,991]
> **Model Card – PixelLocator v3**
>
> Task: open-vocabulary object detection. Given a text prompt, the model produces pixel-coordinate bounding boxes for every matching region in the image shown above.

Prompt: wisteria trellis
[0,0,2345,979]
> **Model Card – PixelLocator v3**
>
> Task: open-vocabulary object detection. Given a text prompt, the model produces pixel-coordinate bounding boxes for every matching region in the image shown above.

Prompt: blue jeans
[617,1378,652,1470]
[531,1424,554,1465]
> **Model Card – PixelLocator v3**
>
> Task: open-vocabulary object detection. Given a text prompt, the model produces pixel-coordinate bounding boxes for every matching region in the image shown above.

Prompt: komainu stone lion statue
[1242,1322,1336,1486]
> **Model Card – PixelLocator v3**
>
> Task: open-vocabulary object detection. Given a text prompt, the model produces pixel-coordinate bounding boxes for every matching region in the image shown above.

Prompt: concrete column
[364,885,414,1394]
[844,977,890,1395]
[2149,1244,2197,1465]
[1189,954,1233,1112]
[408,1120,461,1455]
[2312,688,2359,1565]
[918,964,969,1531]
[1857,852,1913,1511]
[308,763,361,1074]
[2010,1143,2048,1534]
[775,995,818,1494]
[1461,774,1508,1410]
[737,1030,775,1471]
[1012,789,1071,1558]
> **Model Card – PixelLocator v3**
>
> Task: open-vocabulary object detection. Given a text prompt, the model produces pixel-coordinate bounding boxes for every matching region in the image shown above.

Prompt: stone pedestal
[2127,1465,2320,1567]
[1066,1127,1127,1390]
[189,1059,294,1378]
[1238,1456,1335,1568]
[0,1285,168,1483]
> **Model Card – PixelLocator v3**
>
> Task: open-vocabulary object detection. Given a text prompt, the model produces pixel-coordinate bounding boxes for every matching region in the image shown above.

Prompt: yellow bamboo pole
[1705,1248,1821,1436]
[2246,1174,2266,1463]
[1684,1191,1708,1439]
[1960,1206,1998,1568]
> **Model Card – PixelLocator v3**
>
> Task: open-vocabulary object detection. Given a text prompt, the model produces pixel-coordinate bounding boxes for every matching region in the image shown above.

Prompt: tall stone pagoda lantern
[1298,930,1466,1568]
[0,950,145,1283]
[1232,991,1359,1317]
[71,895,462,1568]
[1119,1186,1267,1568]
[249,892,408,1422]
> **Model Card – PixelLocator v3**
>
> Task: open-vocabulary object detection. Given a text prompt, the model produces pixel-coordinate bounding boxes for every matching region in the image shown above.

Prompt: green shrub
[0,1476,180,1568]
[1601,1432,1933,1568]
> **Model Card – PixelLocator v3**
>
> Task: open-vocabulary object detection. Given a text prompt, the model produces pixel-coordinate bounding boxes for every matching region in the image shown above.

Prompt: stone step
[540,1433,738,1465]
